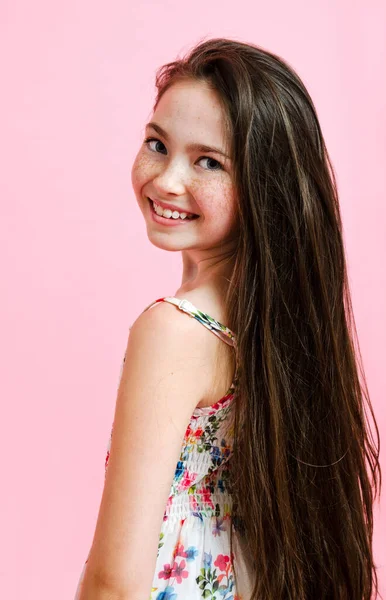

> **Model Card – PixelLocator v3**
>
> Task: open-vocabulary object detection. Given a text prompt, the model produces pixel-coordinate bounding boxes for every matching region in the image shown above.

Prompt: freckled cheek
[194,182,236,220]
[131,153,155,195]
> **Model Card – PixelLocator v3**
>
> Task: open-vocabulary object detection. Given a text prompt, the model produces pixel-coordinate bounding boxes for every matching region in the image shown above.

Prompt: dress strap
[140,296,237,348]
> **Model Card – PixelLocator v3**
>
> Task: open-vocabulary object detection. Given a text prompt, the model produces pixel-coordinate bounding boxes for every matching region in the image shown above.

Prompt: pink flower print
[199,486,215,509]
[174,542,188,558]
[189,494,199,512]
[163,495,174,521]
[214,554,230,572]
[178,469,197,492]
[171,559,189,583]
[158,563,173,580]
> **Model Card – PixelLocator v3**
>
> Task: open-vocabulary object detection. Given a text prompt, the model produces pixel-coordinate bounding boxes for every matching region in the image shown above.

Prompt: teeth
[151,199,195,220]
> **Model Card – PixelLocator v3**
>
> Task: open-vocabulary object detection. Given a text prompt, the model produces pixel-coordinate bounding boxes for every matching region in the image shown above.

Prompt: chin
[145,231,194,253]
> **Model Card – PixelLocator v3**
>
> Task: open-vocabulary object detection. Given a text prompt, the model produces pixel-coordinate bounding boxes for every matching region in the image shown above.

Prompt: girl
[75,38,381,600]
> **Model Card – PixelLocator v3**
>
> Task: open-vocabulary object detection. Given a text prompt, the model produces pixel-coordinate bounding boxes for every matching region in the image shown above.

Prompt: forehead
[152,79,229,148]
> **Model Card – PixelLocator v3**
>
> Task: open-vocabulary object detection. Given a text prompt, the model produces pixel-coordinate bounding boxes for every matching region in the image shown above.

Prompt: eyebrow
[145,122,230,159]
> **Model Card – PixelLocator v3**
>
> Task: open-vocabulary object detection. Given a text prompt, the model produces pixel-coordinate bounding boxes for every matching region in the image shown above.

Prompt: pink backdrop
[0,1,385,598]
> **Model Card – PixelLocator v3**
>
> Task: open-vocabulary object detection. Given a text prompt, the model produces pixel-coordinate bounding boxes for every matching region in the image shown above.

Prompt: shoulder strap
[141,296,237,348]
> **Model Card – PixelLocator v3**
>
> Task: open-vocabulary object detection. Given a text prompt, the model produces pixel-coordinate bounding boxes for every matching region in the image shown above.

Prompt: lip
[147,197,199,227]
[147,196,198,217]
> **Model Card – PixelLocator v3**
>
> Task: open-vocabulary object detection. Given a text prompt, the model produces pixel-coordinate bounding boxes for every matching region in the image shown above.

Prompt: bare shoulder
[126,298,214,408]
[130,296,216,360]
[128,292,236,408]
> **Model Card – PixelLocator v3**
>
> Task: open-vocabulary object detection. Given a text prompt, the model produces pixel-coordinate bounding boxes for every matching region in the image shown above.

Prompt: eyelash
[143,137,224,172]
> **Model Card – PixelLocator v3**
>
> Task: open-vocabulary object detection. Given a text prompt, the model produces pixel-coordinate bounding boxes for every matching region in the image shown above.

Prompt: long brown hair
[151,37,382,599]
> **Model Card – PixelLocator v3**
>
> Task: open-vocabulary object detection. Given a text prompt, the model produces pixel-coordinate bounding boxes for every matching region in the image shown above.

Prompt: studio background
[0,1,385,598]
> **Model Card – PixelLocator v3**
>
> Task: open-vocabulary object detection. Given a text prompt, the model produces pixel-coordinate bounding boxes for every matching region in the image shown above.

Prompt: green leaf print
[157,532,164,558]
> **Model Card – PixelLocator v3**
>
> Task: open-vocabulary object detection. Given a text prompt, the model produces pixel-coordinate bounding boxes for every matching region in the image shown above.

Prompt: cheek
[195,180,237,221]
[210,188,238,236]
[131,152,154,193]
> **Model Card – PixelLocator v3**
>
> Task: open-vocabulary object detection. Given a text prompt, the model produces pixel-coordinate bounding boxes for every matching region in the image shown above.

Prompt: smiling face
[131,78,239,254]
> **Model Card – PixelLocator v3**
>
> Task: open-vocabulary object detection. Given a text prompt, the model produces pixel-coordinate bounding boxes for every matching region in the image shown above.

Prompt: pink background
[1,1,385,598]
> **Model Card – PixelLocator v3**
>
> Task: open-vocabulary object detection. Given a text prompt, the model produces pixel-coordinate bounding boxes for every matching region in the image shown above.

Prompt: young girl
[75,38,381,600]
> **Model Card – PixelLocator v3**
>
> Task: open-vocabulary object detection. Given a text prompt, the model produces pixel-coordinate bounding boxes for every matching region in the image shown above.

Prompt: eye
[143,137,224,172]
[197,157,223,172]
[143,137,167,154]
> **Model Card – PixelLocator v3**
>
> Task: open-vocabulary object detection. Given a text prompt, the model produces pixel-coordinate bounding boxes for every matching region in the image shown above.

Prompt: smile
[147,197,200,226]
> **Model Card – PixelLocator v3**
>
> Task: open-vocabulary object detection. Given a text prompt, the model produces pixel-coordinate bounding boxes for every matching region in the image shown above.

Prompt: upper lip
[148,197,198,217]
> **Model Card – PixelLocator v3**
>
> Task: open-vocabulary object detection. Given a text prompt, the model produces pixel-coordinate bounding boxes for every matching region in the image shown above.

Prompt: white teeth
[151,199,195,220]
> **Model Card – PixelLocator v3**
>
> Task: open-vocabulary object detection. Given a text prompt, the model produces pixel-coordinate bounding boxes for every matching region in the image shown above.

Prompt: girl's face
[131,79,239,254]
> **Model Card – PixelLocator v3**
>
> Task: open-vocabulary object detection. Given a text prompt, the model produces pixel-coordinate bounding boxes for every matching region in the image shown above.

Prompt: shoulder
[124,298,214,410]
[129,296,213,357]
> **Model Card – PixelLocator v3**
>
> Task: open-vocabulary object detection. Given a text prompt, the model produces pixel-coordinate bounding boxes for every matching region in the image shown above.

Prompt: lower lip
[148,198,199,227]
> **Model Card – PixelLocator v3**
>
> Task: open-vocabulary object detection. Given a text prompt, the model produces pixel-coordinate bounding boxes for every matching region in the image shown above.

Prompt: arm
[78,302,212,599]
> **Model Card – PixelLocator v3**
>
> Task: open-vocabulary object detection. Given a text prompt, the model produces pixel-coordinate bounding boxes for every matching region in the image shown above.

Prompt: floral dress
[74,297,255,600]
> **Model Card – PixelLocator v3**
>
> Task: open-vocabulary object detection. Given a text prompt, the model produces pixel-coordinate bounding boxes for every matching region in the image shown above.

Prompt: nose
[152,162,186,197]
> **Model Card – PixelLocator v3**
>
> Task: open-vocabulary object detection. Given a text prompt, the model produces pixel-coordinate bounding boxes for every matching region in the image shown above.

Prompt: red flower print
[171,559,189,583]
[214,554,230,572]
[158,563,173,580]
[199,486,215,508]
[194,427,203,438]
